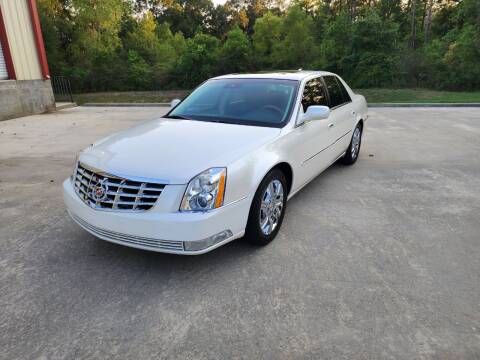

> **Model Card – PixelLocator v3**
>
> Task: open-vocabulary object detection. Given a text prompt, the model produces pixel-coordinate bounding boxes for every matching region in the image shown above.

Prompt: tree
[125,51,151,89]
[124,12,164,64]
[275,6,317,68]
[208,5,234,39]
[319,12,354,75]
[157,0,215,38]
[219,27,252,73]
[62,0,127,90]
[37,0,480,92]
[252,12,283,68]
[37,0,69,77]
[123,12,181,87]
[174,33,221,88]
[421,0,480,90]
[350,10,399,87]
[227,0,285,35]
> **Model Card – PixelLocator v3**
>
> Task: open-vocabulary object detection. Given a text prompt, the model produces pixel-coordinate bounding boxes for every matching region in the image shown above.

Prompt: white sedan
[63,71,368,254]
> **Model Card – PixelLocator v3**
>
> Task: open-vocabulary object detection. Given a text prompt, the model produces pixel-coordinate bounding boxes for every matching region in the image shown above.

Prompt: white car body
[63,71,368,254]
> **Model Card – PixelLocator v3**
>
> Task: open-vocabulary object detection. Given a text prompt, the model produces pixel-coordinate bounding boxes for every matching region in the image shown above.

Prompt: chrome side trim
[334,151,347,162]
[302,130,351,165]
[302,145,330,164]
[288,151,347,201]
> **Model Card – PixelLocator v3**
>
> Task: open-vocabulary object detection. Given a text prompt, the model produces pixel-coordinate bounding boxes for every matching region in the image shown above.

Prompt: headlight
[180,168,226,212]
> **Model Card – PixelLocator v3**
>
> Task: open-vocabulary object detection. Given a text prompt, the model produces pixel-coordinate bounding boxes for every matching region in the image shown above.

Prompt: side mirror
[170,98,181,108]
[301,105,330,124]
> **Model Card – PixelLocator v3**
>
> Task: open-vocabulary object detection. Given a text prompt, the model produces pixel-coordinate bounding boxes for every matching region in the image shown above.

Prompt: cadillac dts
[63,71,368,254]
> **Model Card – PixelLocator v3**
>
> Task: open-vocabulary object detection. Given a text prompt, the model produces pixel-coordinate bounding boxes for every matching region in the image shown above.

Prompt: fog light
[184,230,233,251]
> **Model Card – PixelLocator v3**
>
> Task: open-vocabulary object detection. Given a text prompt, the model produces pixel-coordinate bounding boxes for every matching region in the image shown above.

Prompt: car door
[322,75,355,158]
[290,77,338,187]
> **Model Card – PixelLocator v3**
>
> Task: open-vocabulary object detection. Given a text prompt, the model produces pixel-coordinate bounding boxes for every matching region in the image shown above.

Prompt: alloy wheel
[351,127,361,159]
[259,179,284,236]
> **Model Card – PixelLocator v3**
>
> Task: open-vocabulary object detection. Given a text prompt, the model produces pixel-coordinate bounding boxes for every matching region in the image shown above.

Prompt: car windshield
[166,78,299,128]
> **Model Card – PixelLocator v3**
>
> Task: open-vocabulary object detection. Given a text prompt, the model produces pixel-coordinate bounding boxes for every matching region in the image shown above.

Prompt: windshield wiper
[213,119,242,125]
[165,115,192,120]
[166,115,243,125]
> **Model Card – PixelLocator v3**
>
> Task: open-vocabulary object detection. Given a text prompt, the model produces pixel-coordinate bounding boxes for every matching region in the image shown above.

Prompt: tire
[244,169,287,246]
[341,123,362,165]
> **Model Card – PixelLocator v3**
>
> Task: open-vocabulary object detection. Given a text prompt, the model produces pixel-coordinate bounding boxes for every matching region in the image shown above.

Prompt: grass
[73,88,480,105]
[355,88,480,103]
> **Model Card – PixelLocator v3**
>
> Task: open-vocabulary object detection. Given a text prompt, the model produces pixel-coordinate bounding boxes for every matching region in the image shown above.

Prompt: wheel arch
[244,160,293,244]
[356,118,364,131]
[265,161,294,196]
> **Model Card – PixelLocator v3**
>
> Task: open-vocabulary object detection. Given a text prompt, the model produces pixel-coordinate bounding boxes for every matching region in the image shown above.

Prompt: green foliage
[126,51,153,90]
[208,5,234,38]
[174,33,221,88]
[219,27,252,73]
[253,6,317,69]
[275,6,317,68]
[421,0,480,90]
[37,0,66,76]
[319,12,354,74]
[441,25,480,90]
[350,11,400,87]
[157,0,215,38]
[38,0,480,92]
[67,0,124,67]
[252,12,283,68]
[123,13,181,87]
[124,12,161,63]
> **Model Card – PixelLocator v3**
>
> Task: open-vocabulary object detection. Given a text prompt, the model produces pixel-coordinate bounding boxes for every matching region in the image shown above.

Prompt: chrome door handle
[328,123,334,128]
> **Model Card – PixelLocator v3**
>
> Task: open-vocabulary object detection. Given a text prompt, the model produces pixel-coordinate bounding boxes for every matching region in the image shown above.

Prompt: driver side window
[301,77,328,112]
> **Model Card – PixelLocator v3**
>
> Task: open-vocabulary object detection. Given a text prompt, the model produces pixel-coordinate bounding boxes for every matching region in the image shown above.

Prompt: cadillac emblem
[91,178,109,201]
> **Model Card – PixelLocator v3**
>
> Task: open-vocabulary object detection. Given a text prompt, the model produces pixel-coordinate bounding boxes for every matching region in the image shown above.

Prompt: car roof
[212,70,335,81]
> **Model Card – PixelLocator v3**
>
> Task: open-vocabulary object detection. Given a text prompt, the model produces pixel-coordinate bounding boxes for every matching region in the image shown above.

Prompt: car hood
[79,118,280,184]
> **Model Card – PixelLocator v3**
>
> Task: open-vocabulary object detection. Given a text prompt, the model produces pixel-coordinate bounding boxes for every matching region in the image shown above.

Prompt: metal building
[0,0,55,121]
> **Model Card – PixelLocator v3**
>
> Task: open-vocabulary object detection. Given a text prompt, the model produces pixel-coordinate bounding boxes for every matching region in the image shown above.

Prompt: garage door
[0,40,8,80]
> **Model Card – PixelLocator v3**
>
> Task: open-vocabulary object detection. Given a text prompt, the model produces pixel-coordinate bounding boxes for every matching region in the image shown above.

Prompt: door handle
[328,123,334,128]
[351,111,356,115]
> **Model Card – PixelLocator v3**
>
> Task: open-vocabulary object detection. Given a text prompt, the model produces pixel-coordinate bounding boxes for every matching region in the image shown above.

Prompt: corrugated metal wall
[0,40,7,79]
[0,0,42,80]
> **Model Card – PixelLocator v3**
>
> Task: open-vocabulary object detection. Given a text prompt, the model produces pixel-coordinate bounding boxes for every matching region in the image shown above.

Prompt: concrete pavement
[0,106,479,359]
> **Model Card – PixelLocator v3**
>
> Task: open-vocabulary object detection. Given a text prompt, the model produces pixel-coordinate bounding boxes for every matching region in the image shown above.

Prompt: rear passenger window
[301,77,328,111]
[336,77,352,103]
[323,76,348,108]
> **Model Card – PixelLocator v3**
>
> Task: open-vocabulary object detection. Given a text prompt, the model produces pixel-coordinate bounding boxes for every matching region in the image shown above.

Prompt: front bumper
[63,179,249,255]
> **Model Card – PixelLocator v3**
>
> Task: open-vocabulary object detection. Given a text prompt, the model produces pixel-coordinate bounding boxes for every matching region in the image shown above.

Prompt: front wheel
[244,169,287,246]
[341,123,362,165]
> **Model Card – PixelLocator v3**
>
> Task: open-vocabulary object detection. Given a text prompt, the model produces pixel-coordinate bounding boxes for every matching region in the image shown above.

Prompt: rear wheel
[341,123,362,165]
[245,169,287,246]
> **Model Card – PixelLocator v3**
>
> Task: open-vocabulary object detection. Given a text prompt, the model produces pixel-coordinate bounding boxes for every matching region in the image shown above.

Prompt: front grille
[73,162,165,211]
[69,212,185,252]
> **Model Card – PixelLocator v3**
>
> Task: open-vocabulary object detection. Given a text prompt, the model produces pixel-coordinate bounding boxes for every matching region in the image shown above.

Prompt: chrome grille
[73,163,165,211]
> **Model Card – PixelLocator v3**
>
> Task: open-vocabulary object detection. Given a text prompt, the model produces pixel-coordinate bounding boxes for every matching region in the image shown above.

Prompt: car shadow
[86,229,254,271]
